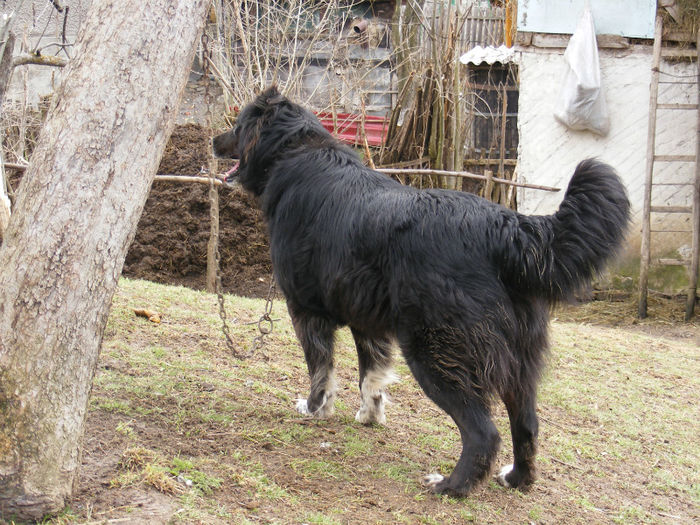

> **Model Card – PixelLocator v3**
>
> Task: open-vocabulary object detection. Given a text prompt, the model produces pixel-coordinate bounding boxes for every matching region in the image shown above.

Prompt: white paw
[295,396,334,418]
[496,464,514,488]
[296,398,311,415]
[423,473,444,487]
[354,406,386,426]
[355,392,387,425]
[316,399,335,418]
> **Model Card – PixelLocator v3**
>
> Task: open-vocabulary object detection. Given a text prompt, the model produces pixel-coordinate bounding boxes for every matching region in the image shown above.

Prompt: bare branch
[49,0,65,13]
[13,53,68,67]
[377,168,561,193]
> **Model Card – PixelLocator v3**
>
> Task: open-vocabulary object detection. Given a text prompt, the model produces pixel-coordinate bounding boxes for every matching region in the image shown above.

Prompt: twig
[550,457,583,470]
[359,97,375,169]
[50,0,65,13]
[88,519,136,524]
[35,42,74,54]
[539,415,571,431]
[285,419,337,433]
[202,54,235,98]
[657,512,682,520]
[380,157,431,169]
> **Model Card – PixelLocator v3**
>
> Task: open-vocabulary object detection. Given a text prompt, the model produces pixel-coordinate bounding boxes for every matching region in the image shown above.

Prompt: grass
[37,277,700,524]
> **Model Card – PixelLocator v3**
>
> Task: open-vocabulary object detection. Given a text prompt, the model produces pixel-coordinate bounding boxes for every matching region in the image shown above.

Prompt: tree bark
[0,0,210,520]
[0,32,15,106]
[0,32,16,237]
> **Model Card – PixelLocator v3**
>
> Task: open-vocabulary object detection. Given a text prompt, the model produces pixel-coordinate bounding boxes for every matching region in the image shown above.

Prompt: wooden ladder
[638,16,700,321]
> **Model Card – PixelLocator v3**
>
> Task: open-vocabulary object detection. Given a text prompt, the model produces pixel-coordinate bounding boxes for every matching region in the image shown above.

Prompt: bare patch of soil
[122,123,272,298]
[3,124,272,298]
[556,292,700,344]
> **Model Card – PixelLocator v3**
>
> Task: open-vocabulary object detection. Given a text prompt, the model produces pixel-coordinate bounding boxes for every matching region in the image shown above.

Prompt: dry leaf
[133,308,162,324]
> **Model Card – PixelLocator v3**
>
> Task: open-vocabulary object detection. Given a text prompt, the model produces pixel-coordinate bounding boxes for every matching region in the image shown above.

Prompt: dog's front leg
[290,309,338,418]
[351,330,396,425]
[296,367,337,418]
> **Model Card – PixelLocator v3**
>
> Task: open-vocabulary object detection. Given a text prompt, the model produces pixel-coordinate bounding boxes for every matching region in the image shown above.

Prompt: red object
[316,112,388,147]
[227,106,389,147]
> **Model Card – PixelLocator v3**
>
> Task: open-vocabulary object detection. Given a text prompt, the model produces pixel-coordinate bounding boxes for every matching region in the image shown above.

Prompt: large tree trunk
[0,0,210,519]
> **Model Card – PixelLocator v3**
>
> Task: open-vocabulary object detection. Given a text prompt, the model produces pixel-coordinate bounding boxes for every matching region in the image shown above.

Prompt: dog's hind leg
[351,329,396,425]
[421,397,500,496]
[497,388,539,490]
[400,327,501,497]
[497,299,546,489]
[290,310,338,418]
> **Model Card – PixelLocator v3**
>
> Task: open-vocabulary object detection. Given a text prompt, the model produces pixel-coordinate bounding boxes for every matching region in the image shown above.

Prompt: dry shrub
[118,446,156,471]
[142,464,184,495]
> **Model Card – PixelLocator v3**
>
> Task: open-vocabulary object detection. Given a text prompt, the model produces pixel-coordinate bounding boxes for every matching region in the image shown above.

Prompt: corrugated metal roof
[459,45,516,65]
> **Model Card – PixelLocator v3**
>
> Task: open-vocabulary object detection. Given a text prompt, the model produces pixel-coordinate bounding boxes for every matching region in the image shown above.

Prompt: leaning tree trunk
[0,0,210,519]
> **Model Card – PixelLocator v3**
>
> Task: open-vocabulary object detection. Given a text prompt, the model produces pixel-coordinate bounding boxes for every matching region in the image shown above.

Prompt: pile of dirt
[122,123,272,298]
[2,123,271,297]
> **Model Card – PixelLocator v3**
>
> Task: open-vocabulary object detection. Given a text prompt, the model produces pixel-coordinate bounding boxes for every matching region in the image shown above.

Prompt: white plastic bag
[553,6,610,136]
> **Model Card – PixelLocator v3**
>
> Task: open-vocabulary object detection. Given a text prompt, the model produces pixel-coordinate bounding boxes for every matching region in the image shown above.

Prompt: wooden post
[686,28,700,320]
[206,163,220,293]
[498,82,508,205]
[484,169,494,200]
[638,15,663,319]
[506,166,517,209]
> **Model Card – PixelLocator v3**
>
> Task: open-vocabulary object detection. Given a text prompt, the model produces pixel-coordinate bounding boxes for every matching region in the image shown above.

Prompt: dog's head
[213,86,330,197]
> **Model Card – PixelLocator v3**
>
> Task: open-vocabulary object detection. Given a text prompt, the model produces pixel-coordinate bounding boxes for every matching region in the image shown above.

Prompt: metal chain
[252,277,277,351]
[202,31,245,359]
[201,32,276,357]
[212,218,245,359]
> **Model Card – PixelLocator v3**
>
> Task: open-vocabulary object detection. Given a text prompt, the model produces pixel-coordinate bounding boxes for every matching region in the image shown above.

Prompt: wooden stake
[484,169,494,200]
[639,15,663,319]
[206,170,219,293]
[685,28,700,320]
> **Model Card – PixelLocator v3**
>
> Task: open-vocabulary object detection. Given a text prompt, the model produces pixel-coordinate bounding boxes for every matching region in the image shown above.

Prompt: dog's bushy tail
[500,159,630,301]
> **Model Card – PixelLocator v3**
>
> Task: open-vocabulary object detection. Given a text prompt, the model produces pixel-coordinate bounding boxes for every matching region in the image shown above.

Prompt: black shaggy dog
[213,86,630,496]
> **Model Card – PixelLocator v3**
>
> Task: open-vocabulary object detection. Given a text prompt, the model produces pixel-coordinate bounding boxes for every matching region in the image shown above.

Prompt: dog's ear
[258,85,285,107]
[266,93,286,105]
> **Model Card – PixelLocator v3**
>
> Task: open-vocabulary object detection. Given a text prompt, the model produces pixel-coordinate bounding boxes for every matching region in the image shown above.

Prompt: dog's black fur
[213,86,630,496]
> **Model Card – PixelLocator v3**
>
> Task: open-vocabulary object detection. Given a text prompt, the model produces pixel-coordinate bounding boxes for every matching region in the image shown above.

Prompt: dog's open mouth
[223,160,240,183]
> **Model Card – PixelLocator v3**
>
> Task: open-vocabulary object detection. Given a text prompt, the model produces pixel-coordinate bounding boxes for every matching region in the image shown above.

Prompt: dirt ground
[62,282,698,525]
[122,123,272,299]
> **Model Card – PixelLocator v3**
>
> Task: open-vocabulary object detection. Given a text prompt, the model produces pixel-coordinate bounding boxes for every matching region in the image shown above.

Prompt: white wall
[516,45,697,254]
[517,0,656,39]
